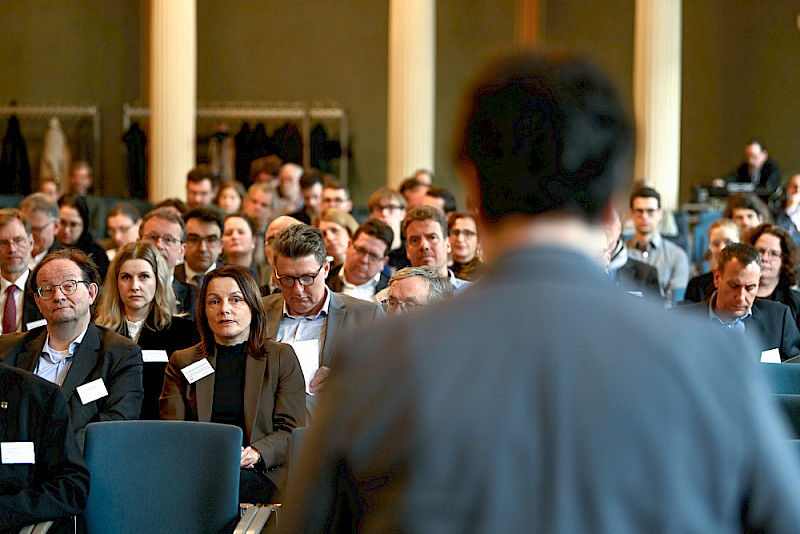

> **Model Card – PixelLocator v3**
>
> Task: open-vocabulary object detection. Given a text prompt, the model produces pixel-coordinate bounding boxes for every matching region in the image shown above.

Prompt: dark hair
[141,208,187,242]
[187,164,219,189]
[154,198,188,214]
[448,211,477,231]
[723,193,772,222]
[300,171,323,190]
[629,186,661,208]
[402,205,448,240]
[399,178,426,195]
[353,219,394,257]
[454,50,633,223]
[717,242,762,276]
[322,177,349,197]
[184,207,224,233]
[224,212,257,237]
[58,193,91,241]
[426,187,457,213]
[31,248,100,294]
[368,188,407,212]
[745,223,800,285]
[107,203,142,224]
[196,265,268,361]
[273,223,327,266]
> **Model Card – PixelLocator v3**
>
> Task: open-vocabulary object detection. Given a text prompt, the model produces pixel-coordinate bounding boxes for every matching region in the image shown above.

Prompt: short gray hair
[20,193,59,222]
[389,266,453,304]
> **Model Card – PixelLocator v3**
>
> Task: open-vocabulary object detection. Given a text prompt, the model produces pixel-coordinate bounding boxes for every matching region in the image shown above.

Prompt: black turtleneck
[210,341,248,441]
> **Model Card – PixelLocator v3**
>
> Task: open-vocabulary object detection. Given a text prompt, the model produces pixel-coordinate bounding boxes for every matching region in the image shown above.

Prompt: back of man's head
[716,242,761,276]
[454,50,633,224]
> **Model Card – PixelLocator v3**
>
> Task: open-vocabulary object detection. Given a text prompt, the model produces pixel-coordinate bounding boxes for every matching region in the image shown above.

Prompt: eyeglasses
[0,236,29,250]
[371,204,402,213]
[758,248,782,260]
[143,233,182,247]
[632,208,658,217]
[37,280,89,299]
[274,264,324,288]
[352,244,385,263]
[449,229,477,239]
[186,234,221,246]
[381,299,425,314]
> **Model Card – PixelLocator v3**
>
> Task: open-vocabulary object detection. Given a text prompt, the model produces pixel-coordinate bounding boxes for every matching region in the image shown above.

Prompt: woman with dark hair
[746,223,800,329]
[222,212,268,285]
[57,193,111,279]
[95,241,199,420]
[448,211,483,281]
[160,265,305,503]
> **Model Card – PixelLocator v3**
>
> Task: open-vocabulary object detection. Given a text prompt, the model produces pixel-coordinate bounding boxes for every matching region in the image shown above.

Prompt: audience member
[139,208,198,319]
[368,188,410,272]
[222,213,267,286]
[773,173,800,236]
[288,172,323,224]
[65,161,105,241]
[153,197,188,215]
[161,265,305,503]
[381,266,453,315]
[20,193,61,269]
[448,211,483,281]
[277,163,304,214]
[724,192,771,233]
[745,223,800,330]
[56,193,111,280]
[413,168,434,185]
[176,208,224,287]
[264,224,383,415]
[683,218,740,303]
[0,209,45,334]
[682,242,800,361]
[399,178,429,210]
[260,215,301,296]
[326,219,393,301]
[104,203,142,261]
[722,140,781,201]
[216,179,246,215]
[604,208,660,298]
[286,49,800,532]
[186,164,219,211]
[95,241,198,420]
[37,178,59,203]
[321,178,353,214]
[625,186,689,304]
[313,208,359,268]
[249,155,283,189]
[422,186,457,217]
[0,249,143,446]
[0,362,90,532]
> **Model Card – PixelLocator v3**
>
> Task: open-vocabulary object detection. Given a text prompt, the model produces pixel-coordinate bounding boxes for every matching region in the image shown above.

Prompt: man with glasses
[381,266,453,315]
[139,208,198,319]
[321,179,353,214]
[20,193,61,269]
[0,209,45,333]
[0,248,143,447]
[176,208,225,287]
[327,219,393,301]
[263,224,383,415]
[367,188,409,272]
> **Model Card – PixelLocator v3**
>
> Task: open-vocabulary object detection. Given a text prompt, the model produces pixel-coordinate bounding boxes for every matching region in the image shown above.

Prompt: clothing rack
[123,102,349,182]
[0,103,101,171]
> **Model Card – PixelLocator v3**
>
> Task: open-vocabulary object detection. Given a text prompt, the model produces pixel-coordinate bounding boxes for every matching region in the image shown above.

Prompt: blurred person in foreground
[284,49,800,532]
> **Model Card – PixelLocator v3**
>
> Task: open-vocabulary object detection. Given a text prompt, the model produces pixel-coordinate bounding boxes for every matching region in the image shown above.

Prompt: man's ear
[712,267,721,289]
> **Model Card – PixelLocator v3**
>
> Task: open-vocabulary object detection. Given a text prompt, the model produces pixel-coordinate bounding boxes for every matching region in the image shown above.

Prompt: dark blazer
[119,315,200,421]
[174,261,225,285]
[20,283,44,332]
[0,323,144,447]
[0,362,89,532]
[683,297,800,361]
[285,246,800,532]
[173,277,199,321]
[612,258,660,299]
[726,158,780,200]
[683,271,714,304]
[159,341,305,491]
[764,276,800,332]
[325,263,390,296]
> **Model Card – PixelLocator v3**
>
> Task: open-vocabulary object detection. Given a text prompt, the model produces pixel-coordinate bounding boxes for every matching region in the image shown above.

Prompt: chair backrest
[773,394,800,439]
[762,363,800,394]
[83,421,242,534]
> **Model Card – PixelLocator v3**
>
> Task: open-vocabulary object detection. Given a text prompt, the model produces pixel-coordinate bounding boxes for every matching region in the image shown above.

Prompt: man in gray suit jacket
[263,223,383,415]
[0,249,143,448]
[284,50,800,532]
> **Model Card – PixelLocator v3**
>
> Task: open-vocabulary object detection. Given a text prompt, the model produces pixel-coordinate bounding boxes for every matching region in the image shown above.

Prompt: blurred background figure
[683,218,740,303]
[104,203,142,261]
[222,213,267,286]
[745,223,800,330]
[448,211,483,281]
[216,180,246,215]
[773,173,800,236]
[313,208,358,269]
[57,193,110,280]
[724,192,771,234]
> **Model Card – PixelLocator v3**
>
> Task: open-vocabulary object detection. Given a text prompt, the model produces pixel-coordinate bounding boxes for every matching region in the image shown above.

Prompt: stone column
[387,0,436,189]
[633,0,682,211]
[149,0,196,202]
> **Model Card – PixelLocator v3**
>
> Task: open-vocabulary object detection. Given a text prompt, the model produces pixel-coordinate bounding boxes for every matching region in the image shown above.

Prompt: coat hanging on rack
[0,115,32,195]
[73,117,95,167]
[40,116,71,186]
[123,122,147,199]
[271,122,302,165]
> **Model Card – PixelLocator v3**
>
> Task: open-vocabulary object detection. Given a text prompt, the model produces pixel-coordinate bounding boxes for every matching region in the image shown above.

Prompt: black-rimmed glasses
[37,280,89,299]
[274,264,324,288]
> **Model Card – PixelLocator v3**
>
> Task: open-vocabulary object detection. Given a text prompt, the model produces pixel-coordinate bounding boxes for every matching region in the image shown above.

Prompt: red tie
[3,285,17,334]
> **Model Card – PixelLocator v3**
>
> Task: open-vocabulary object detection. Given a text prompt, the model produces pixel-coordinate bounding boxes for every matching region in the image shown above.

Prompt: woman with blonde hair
[95,241,199,419]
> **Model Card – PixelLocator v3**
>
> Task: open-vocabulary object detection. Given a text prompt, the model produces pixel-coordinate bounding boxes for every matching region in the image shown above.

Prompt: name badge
[1,441,35,464]
[25,319,47,330]
[181,358,215,384]
[142,350,169,363]
[76,378,109,405]
[287,340,320,395]
[761,348,781,363]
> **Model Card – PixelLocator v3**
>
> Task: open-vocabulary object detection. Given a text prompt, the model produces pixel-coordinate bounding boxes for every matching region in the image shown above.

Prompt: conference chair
[82,421,243,534]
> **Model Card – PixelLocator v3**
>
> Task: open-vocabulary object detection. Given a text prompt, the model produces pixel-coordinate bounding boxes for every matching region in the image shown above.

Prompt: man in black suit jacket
[682,242,800,361]
[723,141,781,201]
[325,219,393,301]
[285,50,800,532]
[0,362,90,532]
[0,249,143,447]
[0,208,45,334]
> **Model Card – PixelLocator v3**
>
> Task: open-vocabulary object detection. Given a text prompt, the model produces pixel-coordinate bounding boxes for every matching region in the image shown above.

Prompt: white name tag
[25,319,47,330]
[287,340,320,395]
[142,350,169,363]
[181,358,215,384]
[1,441,35,464]
[76,378,109,405]
[761,348,781,363]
